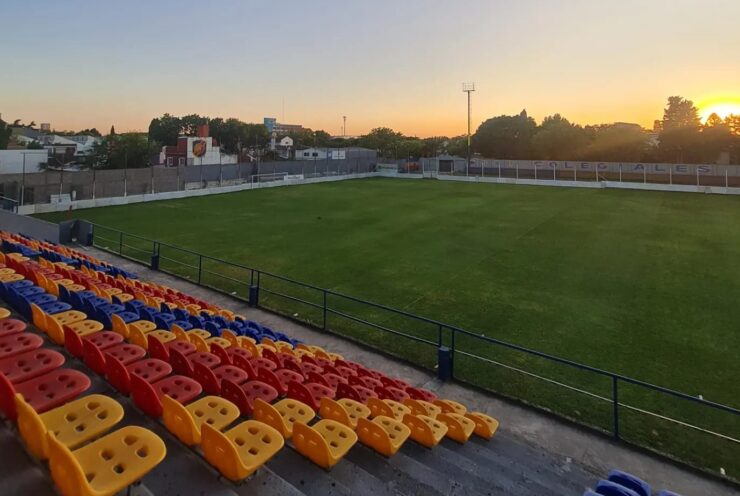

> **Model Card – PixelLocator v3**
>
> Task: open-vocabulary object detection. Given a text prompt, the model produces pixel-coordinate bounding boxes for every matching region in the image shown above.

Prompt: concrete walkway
[87,246,737,496]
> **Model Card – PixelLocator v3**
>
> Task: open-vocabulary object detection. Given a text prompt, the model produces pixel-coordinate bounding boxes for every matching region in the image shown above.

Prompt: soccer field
[38,178,740,473]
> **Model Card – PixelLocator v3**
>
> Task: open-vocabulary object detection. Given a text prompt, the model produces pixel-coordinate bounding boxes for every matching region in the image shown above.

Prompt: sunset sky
[2,0,739,137]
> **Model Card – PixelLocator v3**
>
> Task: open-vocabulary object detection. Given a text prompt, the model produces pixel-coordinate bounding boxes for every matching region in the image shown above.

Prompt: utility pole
[462,82,475,176]
[342,116,347,137]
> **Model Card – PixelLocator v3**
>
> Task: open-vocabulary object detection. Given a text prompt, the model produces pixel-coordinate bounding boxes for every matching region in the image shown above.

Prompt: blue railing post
[150,241,159,271]
[85,225,94,246]
[118,231,123,255]
[437,324,453,381]
[612,376,620,440]
[197,254,202,284]
[248,270,260,307]
[322,290,328,330]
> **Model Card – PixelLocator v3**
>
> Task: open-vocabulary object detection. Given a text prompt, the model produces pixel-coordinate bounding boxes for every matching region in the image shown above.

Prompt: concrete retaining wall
[0,209,61,242]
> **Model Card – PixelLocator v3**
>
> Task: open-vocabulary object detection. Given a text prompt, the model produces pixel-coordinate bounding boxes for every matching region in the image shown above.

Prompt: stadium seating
[0,229,501,489]
[583,470,684,496]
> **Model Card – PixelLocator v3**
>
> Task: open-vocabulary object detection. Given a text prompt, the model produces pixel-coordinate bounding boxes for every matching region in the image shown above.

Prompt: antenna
[342,116,347,137]
[462,82,476,176]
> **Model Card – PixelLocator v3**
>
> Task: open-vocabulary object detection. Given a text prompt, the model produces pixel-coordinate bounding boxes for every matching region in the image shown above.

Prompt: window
[178,157,185,166]
[312,152,318,157]
[166,157,173,166]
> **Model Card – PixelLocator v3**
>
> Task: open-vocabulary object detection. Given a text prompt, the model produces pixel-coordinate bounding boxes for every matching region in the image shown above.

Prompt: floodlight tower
[343,116,347,137]
[462,82,475,176]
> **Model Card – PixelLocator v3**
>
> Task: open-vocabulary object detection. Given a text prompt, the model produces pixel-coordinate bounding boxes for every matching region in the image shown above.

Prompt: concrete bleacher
[0,237,735,496]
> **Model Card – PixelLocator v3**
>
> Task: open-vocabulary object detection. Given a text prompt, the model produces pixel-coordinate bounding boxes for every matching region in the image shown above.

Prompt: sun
[696,96,740,122]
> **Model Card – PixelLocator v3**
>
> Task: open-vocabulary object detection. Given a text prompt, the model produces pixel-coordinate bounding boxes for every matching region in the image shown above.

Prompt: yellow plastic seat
[65,284,87,292]
[239,337,260,357]
[306,345,330,360]
[357,415,411,457]
[433,399,468,416]
[319,397,370,430]
[0,267,15,275]
[220,329,239,347]
[367,397,411,421]
[293,348,314,359]
[0,273,24,282]
[115,293,134,303]
[464,411,499,440]
[66,319,104,337]
[273,341,294,354]
[403,399,442,418]
[146,330,177,344]
[15,394,124,460]
[111,314,130,338]
[0,307,10,319]
[190,333,210,352]
[402,414,448,448]
[438,413,475,443]
[129,320,156,335]
[49,310,87,327]
[292,419,357,469]
[47,425,166,496]
[256,343,275,355]
[206,337,231,349]
[253,398,315,439]
[327,352,344,361]
[201,421,284,481]
[30,303,49,333]
[162,395,239,446]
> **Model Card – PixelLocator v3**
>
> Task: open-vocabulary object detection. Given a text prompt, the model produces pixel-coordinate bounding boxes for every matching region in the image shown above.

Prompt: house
[159,124,237,166]
[294,147,377,161]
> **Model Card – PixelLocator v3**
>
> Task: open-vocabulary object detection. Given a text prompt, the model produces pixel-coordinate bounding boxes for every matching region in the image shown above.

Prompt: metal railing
[0,195,19,212]
[86,222,740,482]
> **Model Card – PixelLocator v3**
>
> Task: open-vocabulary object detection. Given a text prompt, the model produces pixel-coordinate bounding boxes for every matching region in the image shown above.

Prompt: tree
[109,125,116,136]
[25,141,44,150]
[78,128,102,137]
[148,114,182,147]
[358,127,404,158]
[86,133,159,169]
[0,118,11,149]
[530,114,589,160]
[180,114,207,136]
[579,123,650,162]
[700,113,735,163]
[657,96,701,163]
[472,110,537,159]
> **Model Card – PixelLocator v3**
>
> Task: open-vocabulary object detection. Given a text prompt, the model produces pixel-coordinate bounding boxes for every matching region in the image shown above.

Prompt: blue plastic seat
[204,322,221,336]
[656,491,682,496]
[584,491,601,496]
[117,311,140,323]
[608,470,651,496]
[125,300,146,314]
[173,309,190,321]
[595,480,640,496]
[39,301,73,315]
[172,320,193,331]
[154,313,176,330]
[139,306,159,322]
[97,303,126,315]
[159,303,173,314]
[188,315,206,329]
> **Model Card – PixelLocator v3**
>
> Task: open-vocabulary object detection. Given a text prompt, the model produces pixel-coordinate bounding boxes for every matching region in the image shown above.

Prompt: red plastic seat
[287,380,335,411]
[250,357,277,372]
[84,331,124,350]
[349,374,383,391]
[337,382,377,404]
[107,357,173,395]
[376,386,410,402]
[192,362,248,395]
[299,362,323,376]
[209,342,231,365]
[231,353,258,377]
[130,373,202,417]
[0,348,65,383]
[381,376,411,390]
[282,358,305,376]
[0,319,26,337]
[260,347,283,368]
[406,386,438,403]
[226,346,253,362]
[256,367,288,395]
[0,368,91,421]
[0,332,43,359]
[274,369,305,394]
[221,379,278,416]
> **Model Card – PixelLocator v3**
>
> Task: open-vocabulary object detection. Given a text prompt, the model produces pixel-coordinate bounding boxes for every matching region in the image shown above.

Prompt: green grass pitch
[37,178,740,475]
